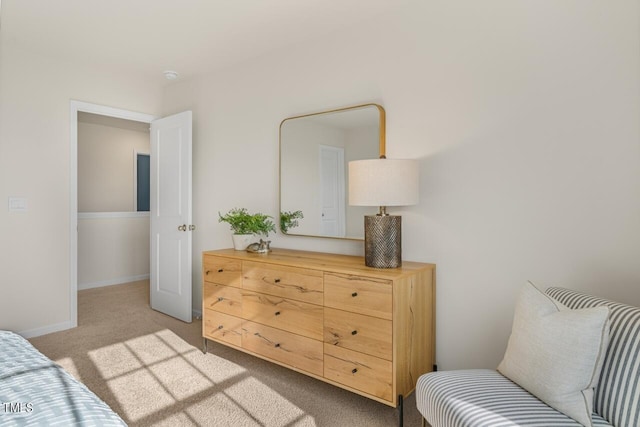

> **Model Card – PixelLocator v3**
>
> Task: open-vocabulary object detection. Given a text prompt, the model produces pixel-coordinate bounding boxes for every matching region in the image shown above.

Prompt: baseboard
[19,282,198,337]
[78,274,150,290]
[18,321,74,339]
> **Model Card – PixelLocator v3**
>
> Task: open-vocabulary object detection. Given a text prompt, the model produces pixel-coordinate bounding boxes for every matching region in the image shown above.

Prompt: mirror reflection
[279,104,385,239]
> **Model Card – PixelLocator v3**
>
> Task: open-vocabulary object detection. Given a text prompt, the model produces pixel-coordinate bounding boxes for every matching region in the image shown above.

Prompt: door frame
[69,100,157,328]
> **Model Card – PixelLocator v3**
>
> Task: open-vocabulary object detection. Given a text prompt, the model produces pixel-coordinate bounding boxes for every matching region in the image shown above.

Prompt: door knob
[178,224,186,231]
[189,224,196,231]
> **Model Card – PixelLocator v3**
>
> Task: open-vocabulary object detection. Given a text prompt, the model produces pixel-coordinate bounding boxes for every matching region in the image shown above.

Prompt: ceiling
[1,0,405,85]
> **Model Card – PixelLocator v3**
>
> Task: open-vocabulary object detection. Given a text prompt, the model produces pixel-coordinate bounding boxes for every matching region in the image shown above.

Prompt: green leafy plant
[218,208,276,236]
[280,210,304,233]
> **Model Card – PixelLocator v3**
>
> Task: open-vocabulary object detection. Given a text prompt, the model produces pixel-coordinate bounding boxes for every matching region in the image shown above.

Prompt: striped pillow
[546,287,640,427]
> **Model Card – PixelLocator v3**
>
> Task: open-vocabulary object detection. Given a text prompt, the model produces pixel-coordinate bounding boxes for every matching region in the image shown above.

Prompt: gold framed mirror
[279,103,385,240]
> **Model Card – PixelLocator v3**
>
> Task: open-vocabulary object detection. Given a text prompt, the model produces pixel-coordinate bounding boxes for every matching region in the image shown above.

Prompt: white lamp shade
[348,158,419,207]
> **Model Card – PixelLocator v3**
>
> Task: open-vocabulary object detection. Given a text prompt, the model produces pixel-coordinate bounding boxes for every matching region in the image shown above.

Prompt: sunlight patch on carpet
[185,392,261,426]
[107,366,176,421]
[87,329,257,423]
[226,376,310,426]
[123,331,182,365]
[88,342,144,379]
[185,347,247,383]
[148,411,199,426]
[183,389,317,427]
[148,356,213,399]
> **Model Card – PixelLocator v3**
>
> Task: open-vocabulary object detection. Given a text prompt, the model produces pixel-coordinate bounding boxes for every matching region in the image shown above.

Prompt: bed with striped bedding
[0,330,126,426]
[417,288,640,427]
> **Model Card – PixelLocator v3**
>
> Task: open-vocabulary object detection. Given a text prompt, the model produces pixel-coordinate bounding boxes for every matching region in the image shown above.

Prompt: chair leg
[422,417,426,427]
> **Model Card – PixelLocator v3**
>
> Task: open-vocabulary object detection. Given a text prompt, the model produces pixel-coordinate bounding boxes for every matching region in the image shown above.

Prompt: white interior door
[150,111,193,322]
[319,145,345,237]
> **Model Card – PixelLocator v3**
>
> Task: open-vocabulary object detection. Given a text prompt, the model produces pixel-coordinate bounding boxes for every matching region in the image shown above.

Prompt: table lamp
[348,158,419,268]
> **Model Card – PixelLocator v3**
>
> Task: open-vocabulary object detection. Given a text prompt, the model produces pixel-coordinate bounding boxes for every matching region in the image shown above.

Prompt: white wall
[78,214,150,289]
[78,113,150,212]
[0,39,163,335]
[163,0,640,370]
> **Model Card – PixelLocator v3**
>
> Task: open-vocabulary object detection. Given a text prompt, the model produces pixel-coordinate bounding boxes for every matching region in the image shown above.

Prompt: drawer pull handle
[218,269,224,273]
[217,297,224,302]
[352,368,358,374]
[205,270,210,275]
[217,325,223,330]
[275,343,281,348]
[351,292,358,297]
[275,311,281,316]
[351,330,358,335]
[274,278,281,283]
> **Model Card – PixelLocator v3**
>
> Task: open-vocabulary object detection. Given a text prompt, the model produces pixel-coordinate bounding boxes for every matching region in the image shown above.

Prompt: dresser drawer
[203,255,242,287]
[324,308,392,361]
[203,282,242,317]
[203,310,243,347]
[324,344,393,402]
[324,273,392,320]
[243,261,323,305]
[243,321,323,376]
[242,291,323,340]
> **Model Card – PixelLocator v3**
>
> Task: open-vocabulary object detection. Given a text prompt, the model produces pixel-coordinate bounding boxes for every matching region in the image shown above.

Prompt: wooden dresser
[202,248,435,409]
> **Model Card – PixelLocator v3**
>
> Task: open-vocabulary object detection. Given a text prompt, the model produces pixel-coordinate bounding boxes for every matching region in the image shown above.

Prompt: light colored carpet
[29,280,423,426]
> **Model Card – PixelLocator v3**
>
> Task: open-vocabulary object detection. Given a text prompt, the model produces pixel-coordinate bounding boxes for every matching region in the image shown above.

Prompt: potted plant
[219,208,276,250]
[280,210,304,234]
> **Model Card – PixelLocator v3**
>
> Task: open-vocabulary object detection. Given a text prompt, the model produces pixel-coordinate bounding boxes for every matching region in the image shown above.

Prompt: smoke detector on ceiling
[163,70,179,80]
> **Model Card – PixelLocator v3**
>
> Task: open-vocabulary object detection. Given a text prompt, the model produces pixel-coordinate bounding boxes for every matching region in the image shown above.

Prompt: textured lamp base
[364,215,402,268]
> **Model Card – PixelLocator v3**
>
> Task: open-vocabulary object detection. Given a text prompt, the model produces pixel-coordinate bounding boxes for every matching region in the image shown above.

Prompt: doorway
[77,112,151,291]
[69,101,157,328]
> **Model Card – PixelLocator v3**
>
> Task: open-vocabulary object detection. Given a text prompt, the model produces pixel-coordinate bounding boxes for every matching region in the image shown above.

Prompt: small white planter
[231,234,254,251]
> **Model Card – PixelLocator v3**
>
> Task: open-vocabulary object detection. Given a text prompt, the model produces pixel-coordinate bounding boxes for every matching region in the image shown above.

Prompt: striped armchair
[416,288,640,427]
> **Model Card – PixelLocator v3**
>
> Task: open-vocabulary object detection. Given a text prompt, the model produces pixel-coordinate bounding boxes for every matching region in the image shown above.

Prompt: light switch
[8,197,28,212]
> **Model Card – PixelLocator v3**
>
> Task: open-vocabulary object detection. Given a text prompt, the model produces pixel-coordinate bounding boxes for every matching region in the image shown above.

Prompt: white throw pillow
[497,281,609,427]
